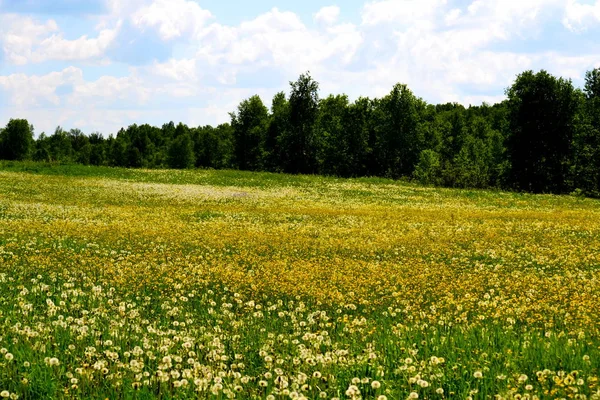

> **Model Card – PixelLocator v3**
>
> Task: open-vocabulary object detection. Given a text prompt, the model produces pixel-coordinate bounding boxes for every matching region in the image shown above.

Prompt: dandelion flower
[345,385,360,396]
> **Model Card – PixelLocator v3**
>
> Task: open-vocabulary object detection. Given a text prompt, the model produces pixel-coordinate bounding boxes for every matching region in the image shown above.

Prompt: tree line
[1,69,600,196]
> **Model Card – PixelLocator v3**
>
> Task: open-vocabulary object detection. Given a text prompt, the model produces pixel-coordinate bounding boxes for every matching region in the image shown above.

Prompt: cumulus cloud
[0,14,120,64]
[31,24,121,62]
[314,5,341,25]
[349,0,590,105]
[0,67,83,107]
[563,0,600,31]
[0,15,58,64]
[131,0,213,40]
[149,58,198,82]
[362,0,447,26]
[194,7,362,80]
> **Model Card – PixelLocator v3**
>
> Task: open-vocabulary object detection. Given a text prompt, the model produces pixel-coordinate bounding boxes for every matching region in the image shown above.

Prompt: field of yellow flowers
[1,163,600,400]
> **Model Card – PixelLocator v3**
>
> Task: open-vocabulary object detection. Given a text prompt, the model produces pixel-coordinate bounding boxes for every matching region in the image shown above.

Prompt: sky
[1,0,600,136]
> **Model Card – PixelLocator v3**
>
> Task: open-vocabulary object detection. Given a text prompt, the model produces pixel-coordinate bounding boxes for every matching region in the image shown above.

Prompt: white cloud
[71,74,153,107]
[148,58,197,81]
[195,8,362,77]
[0,66,153,112]
[444,8,462,26]
[0,67,83,106]
[32,24,121,62]
[132,0,213,40]
[314,5,341,25]
[0,15,58,64]
[463,0,562,40]
[353,0,583,103]
[539,52,600,80]
[106,0,149,16]
[0,14,120,64]
[362,0,447,26]
[563,0,600,31]
[0,66,280,135]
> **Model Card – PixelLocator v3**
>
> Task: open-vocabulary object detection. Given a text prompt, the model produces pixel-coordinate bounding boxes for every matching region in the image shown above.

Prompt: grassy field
[1,162,600,400]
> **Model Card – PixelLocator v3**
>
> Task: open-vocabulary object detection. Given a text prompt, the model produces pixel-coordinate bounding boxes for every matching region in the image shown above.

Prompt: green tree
[414,149,442,185]
[317,94,349,176]
[168,134,195,169]
[89,133,107,166]
[281,72,320,174]
[451,112,506,188]
[109,133,128,167]
[193,125,233,169]
[33,133,52,162]
[586,68,600,100]
[48,126,73,162]
[571,69,600,196]
[0,119,33,160]
[193,125,214,168]
[371,84,424,178]
[263,92,289,172]
[343,97,372,177]
[317,94,371,177]
[230,95,269,171]
[453,133,491,188]
[68,128,91,164]
[162,121,176,142]
[506,70,579,193]
[213,123,234,169]
[127,124,153,167]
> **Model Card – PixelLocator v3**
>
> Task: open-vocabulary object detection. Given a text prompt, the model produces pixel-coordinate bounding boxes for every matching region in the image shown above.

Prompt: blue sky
[1,0,599,136]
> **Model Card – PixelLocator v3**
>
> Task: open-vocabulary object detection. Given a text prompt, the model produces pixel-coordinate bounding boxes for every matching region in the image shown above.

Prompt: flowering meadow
[1,164,600,400]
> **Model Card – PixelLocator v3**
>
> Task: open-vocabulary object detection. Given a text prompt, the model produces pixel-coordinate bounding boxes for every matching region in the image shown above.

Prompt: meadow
[0,162,600,399]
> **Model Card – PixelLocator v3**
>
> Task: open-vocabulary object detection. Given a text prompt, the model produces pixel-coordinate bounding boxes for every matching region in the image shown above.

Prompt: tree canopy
[0,119,33,161]
[3,68,600,197]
